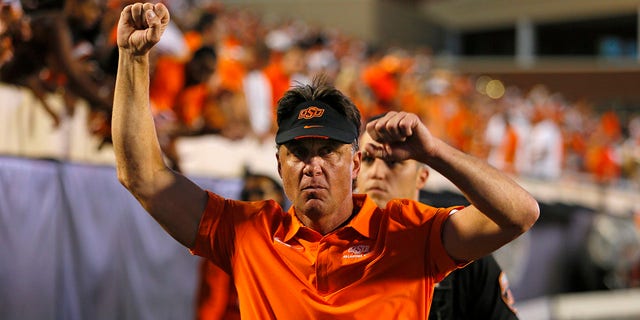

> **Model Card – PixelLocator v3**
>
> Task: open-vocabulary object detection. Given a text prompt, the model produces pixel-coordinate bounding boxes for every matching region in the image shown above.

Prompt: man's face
[277,139,360,218]
[356,132,428,208]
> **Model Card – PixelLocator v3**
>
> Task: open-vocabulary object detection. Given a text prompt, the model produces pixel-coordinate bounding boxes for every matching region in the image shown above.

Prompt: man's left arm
[365,111,540,262]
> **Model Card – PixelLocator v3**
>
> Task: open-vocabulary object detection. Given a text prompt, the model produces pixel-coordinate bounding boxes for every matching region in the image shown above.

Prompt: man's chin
[368,194,390,208]
[298,198,326,212]
[366,189,388,198]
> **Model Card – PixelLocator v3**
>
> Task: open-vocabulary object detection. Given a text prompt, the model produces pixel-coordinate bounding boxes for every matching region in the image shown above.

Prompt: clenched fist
[364,111,435,163]
[117,2,170,55]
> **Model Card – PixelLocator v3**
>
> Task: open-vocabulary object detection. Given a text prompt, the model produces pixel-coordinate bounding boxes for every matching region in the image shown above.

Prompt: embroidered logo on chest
[343,244,371,259]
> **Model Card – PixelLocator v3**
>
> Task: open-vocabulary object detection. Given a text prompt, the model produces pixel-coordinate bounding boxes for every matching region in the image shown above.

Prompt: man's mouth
[302,185,325,192]
[302,181,327,189]
[365,186,386,193]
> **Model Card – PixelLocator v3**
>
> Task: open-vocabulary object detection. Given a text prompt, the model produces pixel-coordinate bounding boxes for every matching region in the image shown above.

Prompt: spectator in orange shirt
[112,4,539,318]
[585,116,621,184]
[361,52,401,115]
[263,43,307,117]
[485,111,520,175]
[216,36,246,94]
[501,118,520,174]
[620,115,640,185]
[183,10,219,55]
[172,46,218,130]
[148,3,190,116]
[242,41,276,140]
[165,45,250,169]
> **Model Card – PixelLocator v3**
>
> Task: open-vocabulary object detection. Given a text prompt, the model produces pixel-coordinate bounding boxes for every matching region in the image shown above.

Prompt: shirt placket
[315,233,347,294]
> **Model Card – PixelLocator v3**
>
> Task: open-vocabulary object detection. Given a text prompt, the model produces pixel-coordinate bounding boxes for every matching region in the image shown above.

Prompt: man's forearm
[112,51,166,195]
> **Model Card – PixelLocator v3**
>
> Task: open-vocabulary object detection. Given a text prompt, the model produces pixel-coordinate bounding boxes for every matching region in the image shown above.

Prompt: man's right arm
[112,3,207,248]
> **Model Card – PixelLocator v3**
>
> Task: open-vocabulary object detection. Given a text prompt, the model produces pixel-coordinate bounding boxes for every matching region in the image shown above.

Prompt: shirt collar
[282,207,303,242]
[281,194,381,242]
[348,194,380,239]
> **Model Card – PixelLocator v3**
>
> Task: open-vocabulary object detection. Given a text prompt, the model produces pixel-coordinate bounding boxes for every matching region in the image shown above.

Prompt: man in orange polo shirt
[111,3,539,319]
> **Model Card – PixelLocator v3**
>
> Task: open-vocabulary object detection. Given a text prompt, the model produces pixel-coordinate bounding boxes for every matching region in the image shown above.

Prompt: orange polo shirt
[191,192,461,319]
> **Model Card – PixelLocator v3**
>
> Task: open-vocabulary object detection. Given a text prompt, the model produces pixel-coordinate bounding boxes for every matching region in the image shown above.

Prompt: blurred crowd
[1,0,639,187]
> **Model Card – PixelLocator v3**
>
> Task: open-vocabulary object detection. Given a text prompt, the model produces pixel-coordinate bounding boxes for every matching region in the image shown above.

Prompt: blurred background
[1,0,639,319]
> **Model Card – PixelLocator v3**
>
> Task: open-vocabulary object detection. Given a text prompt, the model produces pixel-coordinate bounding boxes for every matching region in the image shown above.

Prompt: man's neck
[296,200,357,235]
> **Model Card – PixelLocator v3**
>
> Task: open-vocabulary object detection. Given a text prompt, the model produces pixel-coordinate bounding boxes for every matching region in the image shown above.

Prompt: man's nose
[303,156,323,176]
[368,158,388,178]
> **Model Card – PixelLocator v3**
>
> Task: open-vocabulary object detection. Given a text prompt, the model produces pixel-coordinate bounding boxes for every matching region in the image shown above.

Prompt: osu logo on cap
[298,106,325,120]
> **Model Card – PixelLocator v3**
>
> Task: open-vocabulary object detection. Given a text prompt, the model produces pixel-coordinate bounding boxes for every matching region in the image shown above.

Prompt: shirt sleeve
[189,191,237,273]
[428,206,468,282]
[189,191,278,274]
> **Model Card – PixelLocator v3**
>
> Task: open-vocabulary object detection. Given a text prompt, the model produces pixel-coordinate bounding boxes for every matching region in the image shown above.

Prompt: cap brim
[275,126,355,144]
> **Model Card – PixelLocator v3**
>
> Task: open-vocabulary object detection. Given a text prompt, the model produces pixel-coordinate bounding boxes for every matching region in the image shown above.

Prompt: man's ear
[416,166,429,190]
[276,152,282,178]
[351,150,362,180]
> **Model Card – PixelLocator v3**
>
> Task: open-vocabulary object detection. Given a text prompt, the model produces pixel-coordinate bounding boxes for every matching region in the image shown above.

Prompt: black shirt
[429,255,519,320]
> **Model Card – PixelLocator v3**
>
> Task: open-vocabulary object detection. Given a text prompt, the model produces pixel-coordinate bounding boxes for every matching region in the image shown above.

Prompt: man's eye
[289,148,306,159]
[385,160,398,168]
[362,155,374,164]
[319,147,335,157]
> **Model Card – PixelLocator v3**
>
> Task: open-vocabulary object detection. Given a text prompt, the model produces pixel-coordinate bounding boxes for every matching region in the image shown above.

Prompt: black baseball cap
[275,101,359,144]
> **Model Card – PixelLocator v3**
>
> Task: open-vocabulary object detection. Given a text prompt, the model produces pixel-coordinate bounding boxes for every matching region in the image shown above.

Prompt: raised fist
[117,2,170,56]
